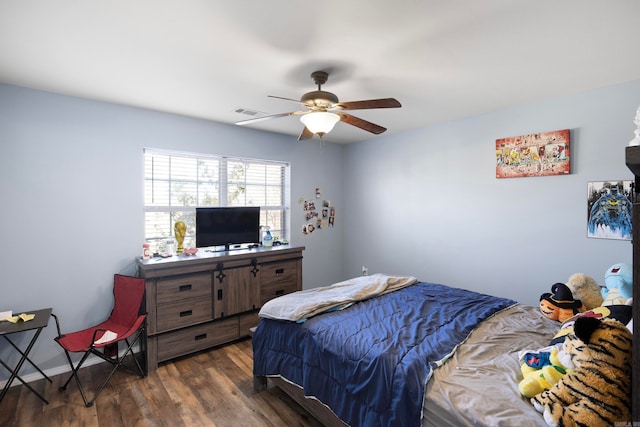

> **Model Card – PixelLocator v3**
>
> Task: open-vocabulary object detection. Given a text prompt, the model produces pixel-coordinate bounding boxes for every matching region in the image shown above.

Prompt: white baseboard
[0,345,142,389]
[0,355,103,389]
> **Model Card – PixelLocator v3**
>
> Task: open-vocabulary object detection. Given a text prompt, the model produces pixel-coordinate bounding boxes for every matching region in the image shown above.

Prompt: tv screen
[195,207,260,250]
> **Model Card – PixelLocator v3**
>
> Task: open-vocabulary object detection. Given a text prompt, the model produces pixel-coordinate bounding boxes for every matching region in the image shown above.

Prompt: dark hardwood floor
[0,338,324,427]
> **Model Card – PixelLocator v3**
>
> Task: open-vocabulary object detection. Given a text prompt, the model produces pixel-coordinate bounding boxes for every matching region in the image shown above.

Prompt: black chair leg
[58,326,147,407]
[59,349,94,406]
[87,329,146,406]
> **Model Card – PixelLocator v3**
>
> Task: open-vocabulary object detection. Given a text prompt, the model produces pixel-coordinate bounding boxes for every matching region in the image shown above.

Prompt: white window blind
[144,148,290,251]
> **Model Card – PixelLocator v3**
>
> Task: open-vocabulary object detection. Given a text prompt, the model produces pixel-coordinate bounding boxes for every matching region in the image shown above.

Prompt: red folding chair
[52,274,147,407]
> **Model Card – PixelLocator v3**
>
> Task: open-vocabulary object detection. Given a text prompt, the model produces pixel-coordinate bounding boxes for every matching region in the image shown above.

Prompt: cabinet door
[213,265,260,318]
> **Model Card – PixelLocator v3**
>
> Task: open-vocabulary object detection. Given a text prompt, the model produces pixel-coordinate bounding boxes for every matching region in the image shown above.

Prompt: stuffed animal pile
[531,316,633,426]
[519,263,634,426]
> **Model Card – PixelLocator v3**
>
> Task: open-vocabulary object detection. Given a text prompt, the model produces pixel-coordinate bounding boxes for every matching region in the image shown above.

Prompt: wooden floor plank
[1,338,325,427]
[155,365,214,426]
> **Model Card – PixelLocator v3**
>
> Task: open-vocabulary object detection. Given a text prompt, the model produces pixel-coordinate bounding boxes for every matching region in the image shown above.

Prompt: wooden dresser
[136,245,304,372]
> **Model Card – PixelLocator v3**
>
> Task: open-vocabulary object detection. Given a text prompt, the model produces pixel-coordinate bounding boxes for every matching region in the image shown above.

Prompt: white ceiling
[1,1,639,144]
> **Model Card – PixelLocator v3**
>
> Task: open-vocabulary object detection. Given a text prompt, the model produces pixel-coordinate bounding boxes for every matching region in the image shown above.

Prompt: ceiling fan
[235,71,401,140]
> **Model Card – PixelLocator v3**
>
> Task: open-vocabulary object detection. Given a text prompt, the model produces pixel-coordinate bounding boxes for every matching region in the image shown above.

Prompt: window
[144,148,290,251]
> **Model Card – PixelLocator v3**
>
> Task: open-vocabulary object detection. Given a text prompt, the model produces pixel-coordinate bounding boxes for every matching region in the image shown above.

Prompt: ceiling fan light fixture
[300,111,340,135]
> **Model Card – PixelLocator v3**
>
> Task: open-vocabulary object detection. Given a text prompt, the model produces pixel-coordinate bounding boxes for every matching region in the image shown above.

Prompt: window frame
[143,148,290,251]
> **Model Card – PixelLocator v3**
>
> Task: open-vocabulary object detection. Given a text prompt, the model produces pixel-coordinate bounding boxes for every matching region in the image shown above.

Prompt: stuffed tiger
[531,316,632,427]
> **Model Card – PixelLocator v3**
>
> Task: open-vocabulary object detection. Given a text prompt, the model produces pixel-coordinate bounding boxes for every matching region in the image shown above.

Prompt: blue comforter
[253,282,515,427]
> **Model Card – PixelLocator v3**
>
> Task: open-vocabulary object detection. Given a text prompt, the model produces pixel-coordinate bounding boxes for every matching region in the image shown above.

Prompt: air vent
[235,107,265,116]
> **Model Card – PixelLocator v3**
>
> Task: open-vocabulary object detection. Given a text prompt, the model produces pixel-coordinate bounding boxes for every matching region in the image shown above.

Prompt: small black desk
[0,308,53,404]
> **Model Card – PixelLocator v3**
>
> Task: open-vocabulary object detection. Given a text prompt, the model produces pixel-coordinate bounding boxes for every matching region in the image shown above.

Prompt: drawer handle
[179,284,192,292]
[275,268,284,275]
[250,259,259,277]
[275,289,285,296]
[195,333,207,341]
[179,310,193,317]
[217,289,223,300]
[216,263,226,283]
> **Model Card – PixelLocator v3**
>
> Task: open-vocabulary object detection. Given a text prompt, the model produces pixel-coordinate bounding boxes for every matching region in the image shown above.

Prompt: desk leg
[3,334,52,384]
[0,357,49,403]
[0,328,50,404]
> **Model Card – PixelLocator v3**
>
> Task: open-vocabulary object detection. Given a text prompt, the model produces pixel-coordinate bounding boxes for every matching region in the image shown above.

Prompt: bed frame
[254,147,640,425]
[254,376,348,427]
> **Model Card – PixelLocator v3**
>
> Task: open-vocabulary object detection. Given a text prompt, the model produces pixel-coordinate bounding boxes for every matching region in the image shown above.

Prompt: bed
[253,275,566,426]
[252,147,640,427]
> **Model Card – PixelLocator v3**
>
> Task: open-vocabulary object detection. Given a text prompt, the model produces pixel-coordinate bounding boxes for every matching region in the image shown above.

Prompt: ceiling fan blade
[235,111,301,126]
[339,113,387,134]
[298,126,314,140]
[335,98,401,110]
[268,95,307,106]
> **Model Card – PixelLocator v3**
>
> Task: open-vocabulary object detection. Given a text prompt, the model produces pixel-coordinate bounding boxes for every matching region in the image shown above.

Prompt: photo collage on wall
[301,187,336,235]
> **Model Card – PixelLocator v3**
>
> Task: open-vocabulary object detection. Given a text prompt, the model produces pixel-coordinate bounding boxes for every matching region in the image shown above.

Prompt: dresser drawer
[260,281,298,306]
[260,260,298,285]
[156,298,213,332]
[156,317,239,362]
[156,272,211,305]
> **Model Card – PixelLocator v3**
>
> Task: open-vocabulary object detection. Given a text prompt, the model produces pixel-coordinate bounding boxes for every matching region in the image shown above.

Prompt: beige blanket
[259,273,418,321]
[423,304,559,426]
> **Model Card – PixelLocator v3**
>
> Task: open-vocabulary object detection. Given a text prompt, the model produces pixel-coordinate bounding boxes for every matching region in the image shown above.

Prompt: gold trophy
[174,221,186,254]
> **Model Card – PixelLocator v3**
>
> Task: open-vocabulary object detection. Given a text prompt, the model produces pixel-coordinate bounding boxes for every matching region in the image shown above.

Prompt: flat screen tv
[195,207,261,251]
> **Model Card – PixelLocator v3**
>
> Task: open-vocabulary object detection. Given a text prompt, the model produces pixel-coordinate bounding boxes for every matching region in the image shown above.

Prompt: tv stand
[137,245,304,372]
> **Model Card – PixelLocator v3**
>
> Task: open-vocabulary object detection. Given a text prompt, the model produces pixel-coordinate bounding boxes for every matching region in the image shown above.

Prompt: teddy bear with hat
[538,282,585,322]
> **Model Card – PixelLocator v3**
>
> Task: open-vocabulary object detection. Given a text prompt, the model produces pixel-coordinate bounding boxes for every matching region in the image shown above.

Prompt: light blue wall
[343,79,640,307]
[0,84,345,380]
[2,79,639,383]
